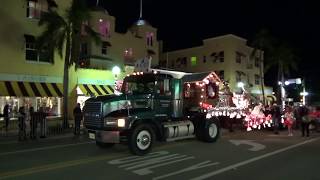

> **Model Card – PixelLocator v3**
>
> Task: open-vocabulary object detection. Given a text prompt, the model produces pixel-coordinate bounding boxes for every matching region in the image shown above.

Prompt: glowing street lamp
[237,82,244,88]
[300,91,309,105]
[237,82,246,92]
[112,66,121,79]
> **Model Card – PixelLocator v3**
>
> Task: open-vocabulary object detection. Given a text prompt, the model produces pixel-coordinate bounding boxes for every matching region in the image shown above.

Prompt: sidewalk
[0,119,80,140]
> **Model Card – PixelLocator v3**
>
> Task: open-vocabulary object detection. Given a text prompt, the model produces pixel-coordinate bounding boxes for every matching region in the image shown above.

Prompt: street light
[300,91,309,105]
[237,82,244,88]
[112,66,121,79]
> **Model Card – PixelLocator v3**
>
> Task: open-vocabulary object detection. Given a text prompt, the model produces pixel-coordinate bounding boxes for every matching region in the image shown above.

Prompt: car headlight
[104,117,126,127]
[117,118,125,127]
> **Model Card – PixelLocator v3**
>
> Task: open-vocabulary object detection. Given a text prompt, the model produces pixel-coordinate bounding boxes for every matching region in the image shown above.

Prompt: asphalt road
[0,130,319,180]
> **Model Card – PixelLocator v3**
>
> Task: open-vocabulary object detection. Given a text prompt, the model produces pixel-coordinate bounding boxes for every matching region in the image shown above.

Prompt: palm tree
[265,42,298,105]
[250,29,275,105]
[37,0,100,128]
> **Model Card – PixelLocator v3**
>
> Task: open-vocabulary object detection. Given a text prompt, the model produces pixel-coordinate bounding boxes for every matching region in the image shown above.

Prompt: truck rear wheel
[96,141,115,148]
[128,124,155,155]
[202,119,220,142]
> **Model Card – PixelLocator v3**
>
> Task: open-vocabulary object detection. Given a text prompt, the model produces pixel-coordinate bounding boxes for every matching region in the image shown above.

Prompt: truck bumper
[88,130,120,143]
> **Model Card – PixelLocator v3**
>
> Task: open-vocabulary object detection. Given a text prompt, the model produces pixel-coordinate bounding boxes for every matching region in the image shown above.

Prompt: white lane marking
[108,151,169,165]
[108,151,196,175]
[191,137,320,180]
[133,157,195,175]
[229,140,266,151]
[0,141,93,156]
[153,161,220,180]
[125,154,189,170]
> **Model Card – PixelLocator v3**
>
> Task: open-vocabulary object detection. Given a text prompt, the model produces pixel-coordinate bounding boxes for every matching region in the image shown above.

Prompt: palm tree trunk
[62,32,71,129]
[259,51,266,105]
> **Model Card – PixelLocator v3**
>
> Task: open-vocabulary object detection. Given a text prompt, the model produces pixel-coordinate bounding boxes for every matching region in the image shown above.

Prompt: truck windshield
[122,75,155,95]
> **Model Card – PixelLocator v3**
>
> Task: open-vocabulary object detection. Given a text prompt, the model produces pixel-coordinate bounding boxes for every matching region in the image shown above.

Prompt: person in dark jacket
[3,104,10,136]
[271,103,281,134]
[18,107,27,141]
[300,106,310,137]
[73,103,82,136]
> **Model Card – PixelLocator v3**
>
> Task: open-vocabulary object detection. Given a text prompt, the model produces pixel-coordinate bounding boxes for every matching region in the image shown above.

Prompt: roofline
[164,45,203,54]
[203,34,247,42]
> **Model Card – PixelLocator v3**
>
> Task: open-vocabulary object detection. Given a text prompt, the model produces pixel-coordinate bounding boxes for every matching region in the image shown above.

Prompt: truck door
[154,78,172,117]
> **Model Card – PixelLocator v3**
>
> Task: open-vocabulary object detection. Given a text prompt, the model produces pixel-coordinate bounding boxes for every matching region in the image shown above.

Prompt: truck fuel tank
[163,120,195,141]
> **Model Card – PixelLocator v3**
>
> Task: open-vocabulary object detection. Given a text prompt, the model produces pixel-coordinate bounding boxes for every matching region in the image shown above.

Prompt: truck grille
[84,102,103,128]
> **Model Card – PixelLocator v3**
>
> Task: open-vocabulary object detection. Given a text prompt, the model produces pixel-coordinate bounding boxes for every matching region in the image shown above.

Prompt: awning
[0,81,63,97]
[78,84,114,96]
[147,49,156,55]
[24,34,35,42]
[103,41,112,47]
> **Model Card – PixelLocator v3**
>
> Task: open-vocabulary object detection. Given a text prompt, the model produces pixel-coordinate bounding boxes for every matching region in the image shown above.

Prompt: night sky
[89,0,320,103]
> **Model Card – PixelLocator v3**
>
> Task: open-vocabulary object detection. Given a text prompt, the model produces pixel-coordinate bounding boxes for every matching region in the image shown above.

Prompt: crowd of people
[1,103,83,140]
[264,103,320,137]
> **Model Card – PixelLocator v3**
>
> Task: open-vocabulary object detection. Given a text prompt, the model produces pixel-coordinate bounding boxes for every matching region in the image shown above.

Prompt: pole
[302,79,306,105]
[139,0,143,19]
[166,52,169,69]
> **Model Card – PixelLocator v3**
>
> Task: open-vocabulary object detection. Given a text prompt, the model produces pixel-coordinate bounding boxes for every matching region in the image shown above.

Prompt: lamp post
[112,66,121,79]
[237,82,245,92]
[300,79,308,105]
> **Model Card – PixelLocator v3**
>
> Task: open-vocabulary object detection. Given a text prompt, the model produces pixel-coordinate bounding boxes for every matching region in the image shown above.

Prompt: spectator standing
[3,104,10,136]
[73,103,82,136]
[271,103,281,134]
[301,106,310,137]
[29,106,37,139]
[18,107,27,141]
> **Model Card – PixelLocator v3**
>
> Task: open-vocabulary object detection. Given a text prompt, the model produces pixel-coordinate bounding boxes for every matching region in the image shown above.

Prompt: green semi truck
[83,69,222,155]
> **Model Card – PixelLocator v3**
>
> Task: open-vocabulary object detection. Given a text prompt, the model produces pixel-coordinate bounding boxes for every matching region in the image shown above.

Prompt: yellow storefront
[0,74,63,118]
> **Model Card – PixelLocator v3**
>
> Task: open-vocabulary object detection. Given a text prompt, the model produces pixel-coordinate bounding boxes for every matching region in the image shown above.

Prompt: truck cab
[84,69,221,155]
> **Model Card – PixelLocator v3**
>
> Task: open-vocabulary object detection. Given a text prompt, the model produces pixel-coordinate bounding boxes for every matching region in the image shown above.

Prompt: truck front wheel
[202,119,220,142]
[128,124,155,155]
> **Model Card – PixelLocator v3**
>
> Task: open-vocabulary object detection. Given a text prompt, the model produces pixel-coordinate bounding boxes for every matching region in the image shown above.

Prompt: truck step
[166,135,195,142]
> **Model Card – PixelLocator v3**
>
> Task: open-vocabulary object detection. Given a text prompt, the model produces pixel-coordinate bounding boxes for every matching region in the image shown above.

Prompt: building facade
[0,0,160,120]
[159,34,274,102]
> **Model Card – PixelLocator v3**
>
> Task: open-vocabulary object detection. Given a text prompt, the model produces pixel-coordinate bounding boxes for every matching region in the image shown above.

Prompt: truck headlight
[117,118,125,127]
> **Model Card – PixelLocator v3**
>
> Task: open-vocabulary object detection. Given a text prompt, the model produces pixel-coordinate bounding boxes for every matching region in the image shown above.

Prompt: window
[176,58,181,67]
[25,35,37,61]
[255,74,260,85]
[203,56,206,63]
[236,71,242,82]
[81,21,88,36]
[219,51,224,62]
[191,56,197,66]
[236,52,241,63]
[80,43,88,56]
[255,57,260,68]
[101,41,108,55]
[236,71,246,82]
[211,52,217,63]
[98,19,111,38]
[124,48,134,64]
[25,34,52,63]
[27,0,46,19]
[146,32,154,46]
[182,57,187,66]
[124,48,133,57]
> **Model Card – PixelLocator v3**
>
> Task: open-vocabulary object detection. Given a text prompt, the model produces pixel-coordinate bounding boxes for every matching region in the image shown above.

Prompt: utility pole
[301,79,308,105]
